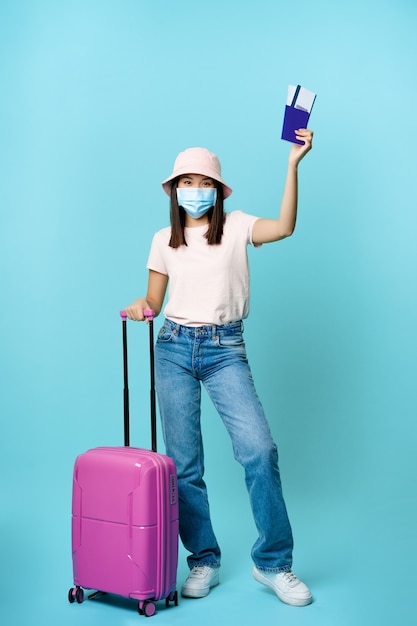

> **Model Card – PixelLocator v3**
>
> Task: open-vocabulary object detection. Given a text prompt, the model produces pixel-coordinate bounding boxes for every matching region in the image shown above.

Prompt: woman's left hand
[288,129,314,166]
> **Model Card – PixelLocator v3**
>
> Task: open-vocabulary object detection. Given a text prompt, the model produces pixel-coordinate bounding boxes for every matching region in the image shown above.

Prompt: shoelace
[281,571,299,586]
[190,566,209,578]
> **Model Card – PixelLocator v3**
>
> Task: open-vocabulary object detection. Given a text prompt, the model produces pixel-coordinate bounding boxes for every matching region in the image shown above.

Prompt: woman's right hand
[124,298,151,321]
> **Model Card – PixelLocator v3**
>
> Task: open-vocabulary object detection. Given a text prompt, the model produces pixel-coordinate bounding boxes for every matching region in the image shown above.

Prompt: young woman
[125,129,314,606]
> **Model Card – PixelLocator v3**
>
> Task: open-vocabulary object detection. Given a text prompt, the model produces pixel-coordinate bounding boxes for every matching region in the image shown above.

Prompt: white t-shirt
[146,210,260,327]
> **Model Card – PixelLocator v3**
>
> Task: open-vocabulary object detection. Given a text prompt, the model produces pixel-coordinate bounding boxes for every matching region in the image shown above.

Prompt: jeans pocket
[217,333,245,348]
[157,326,175,343]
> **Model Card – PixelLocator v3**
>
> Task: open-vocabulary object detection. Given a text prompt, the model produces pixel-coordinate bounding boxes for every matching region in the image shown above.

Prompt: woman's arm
[125,269,169,321]
[252,129,313,245]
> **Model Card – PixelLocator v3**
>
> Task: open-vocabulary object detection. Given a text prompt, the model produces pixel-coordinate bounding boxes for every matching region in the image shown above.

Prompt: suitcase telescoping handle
[119,309,157,452]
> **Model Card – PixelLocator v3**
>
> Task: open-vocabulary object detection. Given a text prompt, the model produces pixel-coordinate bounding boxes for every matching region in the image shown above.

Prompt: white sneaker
[181,565,220,598]
[252,566,312,606]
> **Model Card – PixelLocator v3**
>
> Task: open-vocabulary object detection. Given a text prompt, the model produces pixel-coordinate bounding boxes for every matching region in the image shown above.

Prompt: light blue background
[1,1,416,624]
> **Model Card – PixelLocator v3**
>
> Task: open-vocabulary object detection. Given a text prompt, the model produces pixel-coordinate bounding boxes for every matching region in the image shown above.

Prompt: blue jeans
[155,318,294,573]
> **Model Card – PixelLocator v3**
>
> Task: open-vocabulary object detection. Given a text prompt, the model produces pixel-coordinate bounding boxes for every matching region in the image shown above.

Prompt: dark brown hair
[168,179,225,248]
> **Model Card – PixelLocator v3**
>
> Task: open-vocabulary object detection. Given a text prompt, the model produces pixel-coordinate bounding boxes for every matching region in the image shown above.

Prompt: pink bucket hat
[161,147,232,198]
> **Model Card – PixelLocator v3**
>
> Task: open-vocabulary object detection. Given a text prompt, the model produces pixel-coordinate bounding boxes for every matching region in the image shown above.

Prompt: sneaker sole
[252,567,312,607]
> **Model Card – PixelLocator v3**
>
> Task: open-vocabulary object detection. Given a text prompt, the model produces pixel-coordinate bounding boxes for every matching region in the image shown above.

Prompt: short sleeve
[228,211,262,248]
[146,230,170,275]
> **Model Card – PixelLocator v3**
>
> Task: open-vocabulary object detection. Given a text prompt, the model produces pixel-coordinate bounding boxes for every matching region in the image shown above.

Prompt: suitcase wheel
[68,586,84,604]
[138,600,156,617]
[165,590,178,607]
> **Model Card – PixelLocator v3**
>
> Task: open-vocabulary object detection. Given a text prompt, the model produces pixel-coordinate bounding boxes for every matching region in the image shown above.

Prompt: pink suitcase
[68,310,179,617]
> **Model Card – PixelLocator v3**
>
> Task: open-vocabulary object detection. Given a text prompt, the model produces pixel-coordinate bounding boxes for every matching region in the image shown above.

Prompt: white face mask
[176,188,217,219]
